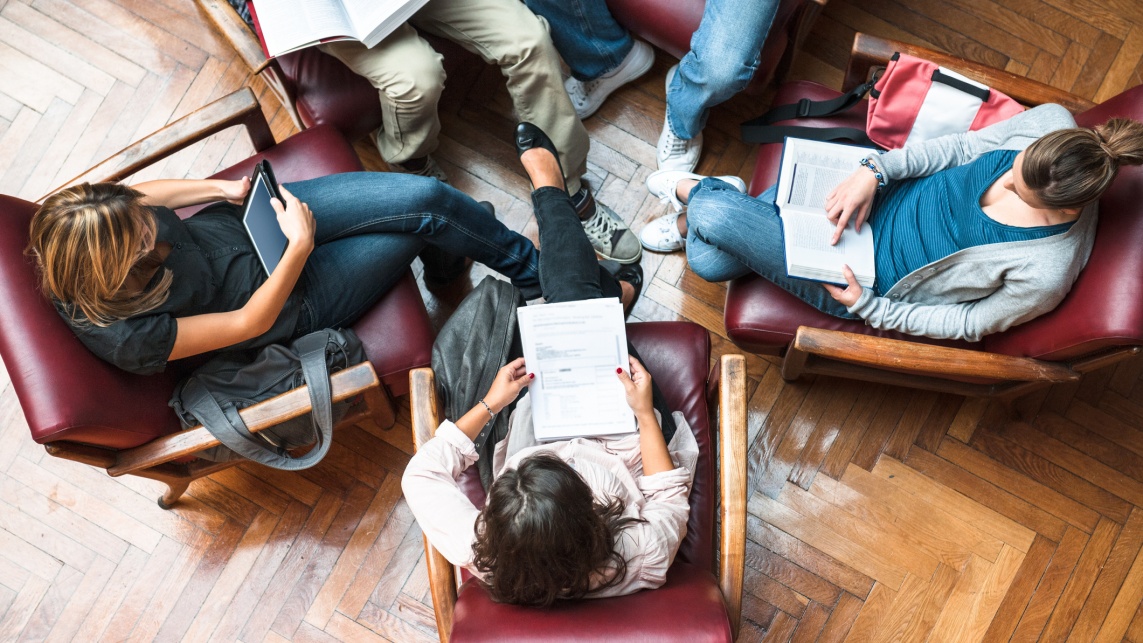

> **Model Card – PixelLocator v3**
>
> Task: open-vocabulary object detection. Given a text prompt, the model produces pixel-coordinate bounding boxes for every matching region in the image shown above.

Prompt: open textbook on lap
[517,299,635,441]
[776,137,878,288]
[250,0,429,57]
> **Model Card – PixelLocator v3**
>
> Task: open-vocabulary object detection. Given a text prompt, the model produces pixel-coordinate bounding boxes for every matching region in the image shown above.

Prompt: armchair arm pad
[844,33,1095,113]
[50,88,274,197]
[786,326,1080,383]
[717,354,747,640]
[195,0,270,73]
[109,361,380,476]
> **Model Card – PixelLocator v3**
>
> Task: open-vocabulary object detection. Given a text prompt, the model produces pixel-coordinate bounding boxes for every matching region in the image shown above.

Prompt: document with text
[517,298,635,441]
[776,137,878,288]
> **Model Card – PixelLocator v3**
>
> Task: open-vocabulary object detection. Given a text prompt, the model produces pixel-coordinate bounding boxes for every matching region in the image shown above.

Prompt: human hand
[617,356,654,417]
[483,357,531,413]
[821,265,863,307]
[222,176,251,204]
[824,168,878,245]
[271,185,315,253]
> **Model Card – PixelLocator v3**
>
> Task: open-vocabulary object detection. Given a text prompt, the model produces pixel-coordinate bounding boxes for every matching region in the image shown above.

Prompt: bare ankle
[521,148,565,190]
[676,179,700,204]
[676,213,688,236]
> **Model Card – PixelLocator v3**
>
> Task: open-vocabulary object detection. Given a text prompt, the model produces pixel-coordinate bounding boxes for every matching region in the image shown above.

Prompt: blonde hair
[28,182,172,326]
[1022,118,1143,209]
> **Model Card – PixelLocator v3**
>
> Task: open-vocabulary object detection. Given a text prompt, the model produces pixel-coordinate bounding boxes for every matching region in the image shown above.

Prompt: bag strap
[741,78,877,146]
[739,124,875,147]
[184,330,338,471]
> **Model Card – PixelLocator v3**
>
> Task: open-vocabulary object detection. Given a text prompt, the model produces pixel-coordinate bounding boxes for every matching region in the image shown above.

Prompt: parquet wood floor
[2,0,1143,640]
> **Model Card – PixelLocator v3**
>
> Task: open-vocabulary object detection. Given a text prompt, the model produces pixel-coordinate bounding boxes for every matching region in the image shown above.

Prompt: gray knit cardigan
[849,104,1095,342]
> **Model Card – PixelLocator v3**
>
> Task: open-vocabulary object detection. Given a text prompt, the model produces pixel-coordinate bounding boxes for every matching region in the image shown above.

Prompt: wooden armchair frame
[42,88,395,508]
[195,0,304,129]
[773,33,1136,398]
[407,354,748,642]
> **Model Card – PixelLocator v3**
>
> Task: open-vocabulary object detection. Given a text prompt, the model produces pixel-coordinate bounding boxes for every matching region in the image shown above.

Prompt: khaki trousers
[320,0,589,194]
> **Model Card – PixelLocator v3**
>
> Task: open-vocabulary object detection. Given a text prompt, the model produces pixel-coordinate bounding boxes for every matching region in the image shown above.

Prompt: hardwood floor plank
[843,582,898,642]
[1067,508,1143,642]
[937,437,1101,532]
[981,534,1058,643]
[745,566,811,618]
[748,515,875,599]
[756,379,844,498]
[1042,517,1124,641]
[784,380,862,492]
[746,541,841,606]
[0,15,116,95]
[820,387,890,480]
[336,501,418,620]
[816,591,864,643]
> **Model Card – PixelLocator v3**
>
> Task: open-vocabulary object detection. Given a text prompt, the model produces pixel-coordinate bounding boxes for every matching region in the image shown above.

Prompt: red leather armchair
[0,88,434,507]
[408,322,749,642]
[196,0,825,142]
[724,33,1143,397]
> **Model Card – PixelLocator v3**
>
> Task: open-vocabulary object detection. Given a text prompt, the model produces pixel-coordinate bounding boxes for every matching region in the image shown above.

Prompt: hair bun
[1100,141,1120,162]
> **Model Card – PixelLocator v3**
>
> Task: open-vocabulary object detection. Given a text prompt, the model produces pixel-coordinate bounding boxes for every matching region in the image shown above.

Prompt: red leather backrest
[0,196,186,449]
[985,85,1143,359]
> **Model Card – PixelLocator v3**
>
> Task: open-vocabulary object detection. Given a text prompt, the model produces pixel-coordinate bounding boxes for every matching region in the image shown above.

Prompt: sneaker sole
[593,244,643,265]
[574,41,655,120]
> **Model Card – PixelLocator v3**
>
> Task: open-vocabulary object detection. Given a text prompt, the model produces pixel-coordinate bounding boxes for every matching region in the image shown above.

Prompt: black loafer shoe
[515,122,566,191]
[600,259,643,316]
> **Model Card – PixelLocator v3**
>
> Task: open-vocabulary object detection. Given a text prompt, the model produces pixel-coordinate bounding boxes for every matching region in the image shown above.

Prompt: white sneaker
[645,170,747,212]
[640,213,686,253]
[565,40,654,120]
[657,65,703,171]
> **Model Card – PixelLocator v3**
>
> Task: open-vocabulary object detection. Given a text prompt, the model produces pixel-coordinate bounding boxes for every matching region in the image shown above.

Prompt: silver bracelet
[478,399,495,420]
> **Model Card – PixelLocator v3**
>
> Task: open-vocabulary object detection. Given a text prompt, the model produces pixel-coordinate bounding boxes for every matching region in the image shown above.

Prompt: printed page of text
[517,299,634,440]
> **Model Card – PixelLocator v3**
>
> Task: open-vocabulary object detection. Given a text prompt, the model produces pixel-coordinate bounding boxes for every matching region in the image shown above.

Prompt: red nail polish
[529,373,535,379]
[616,367,623,374]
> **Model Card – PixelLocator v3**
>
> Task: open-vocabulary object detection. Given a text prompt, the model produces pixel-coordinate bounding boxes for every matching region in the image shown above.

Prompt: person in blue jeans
[29,172,549,375]
[524,0,779,172]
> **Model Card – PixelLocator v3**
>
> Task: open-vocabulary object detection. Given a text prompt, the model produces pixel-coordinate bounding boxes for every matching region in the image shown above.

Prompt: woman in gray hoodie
[640,105,1143,341]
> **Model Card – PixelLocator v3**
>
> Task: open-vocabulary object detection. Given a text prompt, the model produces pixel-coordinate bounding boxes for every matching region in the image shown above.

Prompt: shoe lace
[583,209,619,241]
[665,129,689,155]
[567,78,600,108]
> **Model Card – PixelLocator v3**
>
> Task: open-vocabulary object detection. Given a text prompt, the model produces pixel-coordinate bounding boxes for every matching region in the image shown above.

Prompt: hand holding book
[821,264,864,307]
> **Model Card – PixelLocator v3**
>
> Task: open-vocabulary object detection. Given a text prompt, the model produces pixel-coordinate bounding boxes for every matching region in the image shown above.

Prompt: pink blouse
[401,392,699,598]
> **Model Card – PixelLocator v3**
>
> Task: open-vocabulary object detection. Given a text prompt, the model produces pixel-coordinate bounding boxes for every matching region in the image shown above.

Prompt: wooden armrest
[787,326,1080,383]
[195,0,271,74]
[48,88,275,198]
[109,361,379,476]
[717,354,747,640]
[409,367,457,643]
[844,33,1095,113]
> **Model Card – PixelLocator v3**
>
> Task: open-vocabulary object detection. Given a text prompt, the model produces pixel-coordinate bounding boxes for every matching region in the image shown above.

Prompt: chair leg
[363,383,397,429]
[158,481,190,510]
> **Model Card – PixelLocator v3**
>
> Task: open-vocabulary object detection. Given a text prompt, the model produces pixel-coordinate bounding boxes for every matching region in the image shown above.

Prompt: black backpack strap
[739,124,876,147]
[184,331,337,471]
[740,80,877,146]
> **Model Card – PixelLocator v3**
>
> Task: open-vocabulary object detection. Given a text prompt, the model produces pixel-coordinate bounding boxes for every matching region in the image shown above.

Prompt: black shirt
[59,204,303,375]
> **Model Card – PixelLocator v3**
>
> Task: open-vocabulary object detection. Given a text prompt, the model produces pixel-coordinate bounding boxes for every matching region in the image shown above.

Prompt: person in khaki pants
[320,0,644,263]
[321,0,641,264]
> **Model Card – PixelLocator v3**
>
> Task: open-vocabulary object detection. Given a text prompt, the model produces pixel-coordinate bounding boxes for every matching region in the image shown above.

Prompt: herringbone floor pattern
[2,0,1143,641]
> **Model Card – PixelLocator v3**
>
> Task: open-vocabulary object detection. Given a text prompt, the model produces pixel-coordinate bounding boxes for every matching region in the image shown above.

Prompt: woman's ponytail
[1022,117,1143,209]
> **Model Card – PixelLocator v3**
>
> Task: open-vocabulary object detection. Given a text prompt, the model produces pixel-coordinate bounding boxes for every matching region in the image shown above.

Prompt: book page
[776,138,876,213]
[343,0,432,48]
[517,299,634,441]
[252,0,352,56]
[782,211,876,287]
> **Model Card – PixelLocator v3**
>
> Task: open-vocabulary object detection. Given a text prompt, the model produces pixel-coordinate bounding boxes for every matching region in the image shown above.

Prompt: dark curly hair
[471,453,641,607]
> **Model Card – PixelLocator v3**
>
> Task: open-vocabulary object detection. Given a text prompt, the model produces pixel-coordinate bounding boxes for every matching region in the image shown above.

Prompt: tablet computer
[241,159,289,276]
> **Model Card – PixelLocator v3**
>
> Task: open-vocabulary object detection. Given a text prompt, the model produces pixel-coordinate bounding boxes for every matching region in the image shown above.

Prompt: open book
[249,0,430,58]
[517,299,635,441]
[776,138,878,288]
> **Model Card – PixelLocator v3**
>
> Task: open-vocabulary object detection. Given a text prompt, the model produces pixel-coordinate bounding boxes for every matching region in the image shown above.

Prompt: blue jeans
[523,0,779,138]
[668,0,779,139]
[284,172,541,334]
[523,0,633,82]
[686,180,859,319]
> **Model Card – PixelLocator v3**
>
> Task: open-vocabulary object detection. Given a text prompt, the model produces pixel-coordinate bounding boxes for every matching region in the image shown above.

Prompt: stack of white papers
[517,298,635,441]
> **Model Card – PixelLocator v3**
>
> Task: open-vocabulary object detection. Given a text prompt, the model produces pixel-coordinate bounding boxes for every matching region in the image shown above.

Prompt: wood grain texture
[3,0,1143,640]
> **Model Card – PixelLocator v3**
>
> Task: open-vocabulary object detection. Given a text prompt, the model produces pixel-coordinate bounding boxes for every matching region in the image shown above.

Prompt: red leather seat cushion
[447,322,725,641]
[605,0,803,92]
[729,81,1143,361]
[451,563,730,643]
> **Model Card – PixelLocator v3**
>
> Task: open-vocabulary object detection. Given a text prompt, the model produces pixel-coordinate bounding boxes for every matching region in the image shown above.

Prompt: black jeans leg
[530,187,677,443]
